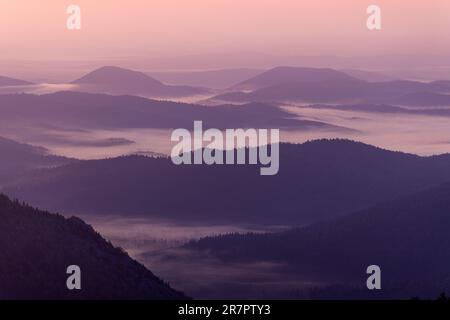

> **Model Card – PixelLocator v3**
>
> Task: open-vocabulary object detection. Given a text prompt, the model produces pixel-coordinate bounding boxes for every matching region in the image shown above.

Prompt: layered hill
[0,76,32,87]
[72,66,208,98]
[0,137,71,185]
[231,66,361,91]
[214,67,450,106]
[0,91,340,131]
[5,139,450,226]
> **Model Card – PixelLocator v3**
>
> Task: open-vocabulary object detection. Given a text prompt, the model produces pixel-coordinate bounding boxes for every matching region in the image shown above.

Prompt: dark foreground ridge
[0,194,186,299]
[186,180,450,299]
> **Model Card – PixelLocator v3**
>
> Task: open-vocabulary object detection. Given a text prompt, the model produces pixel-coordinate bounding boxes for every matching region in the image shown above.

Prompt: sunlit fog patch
[3,127,175,160]
[0,83,79,95]
[281,105,450,156]
[73,214,296,298]
[78,214,285,253]
[32,83,79,94]
[154,93,219,104]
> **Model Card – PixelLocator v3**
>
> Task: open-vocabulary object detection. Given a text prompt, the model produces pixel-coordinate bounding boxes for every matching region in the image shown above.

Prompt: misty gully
[178,304,271,318]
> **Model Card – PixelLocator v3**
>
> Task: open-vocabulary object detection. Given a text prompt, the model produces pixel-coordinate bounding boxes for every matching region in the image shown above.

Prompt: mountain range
[214,67,450,106]
[0,91,342,131]
[5,139,450,226]
[71,66,208,98]
[4,66,450,108]
[2,64,450,300]
[148,68,263,89]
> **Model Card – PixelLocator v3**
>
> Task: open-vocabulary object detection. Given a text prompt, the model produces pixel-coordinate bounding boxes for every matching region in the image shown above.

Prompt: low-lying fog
[79,214,308,299]
[2,103,450,159]
[4,100,450,298]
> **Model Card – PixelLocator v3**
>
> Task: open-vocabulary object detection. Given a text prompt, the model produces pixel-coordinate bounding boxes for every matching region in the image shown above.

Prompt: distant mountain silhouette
[0,76,32,86]
[341,69,397,82]
[214,67,450,106]
[72,66,208,98]
[0,137,71,185]
[0,194,186,299]
[216,79,368,103]
[186,180,450,298]
[0,91,343,131]
[149,68,263,89]
[6,139,450,226]
[231,66,361,91]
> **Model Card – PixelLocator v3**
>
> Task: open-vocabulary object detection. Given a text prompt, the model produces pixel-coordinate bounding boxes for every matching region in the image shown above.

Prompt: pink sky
[0,0,449,60]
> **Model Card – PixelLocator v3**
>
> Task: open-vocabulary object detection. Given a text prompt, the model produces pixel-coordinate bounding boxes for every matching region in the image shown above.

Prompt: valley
[2,0,450,304]
[2,65,450,299]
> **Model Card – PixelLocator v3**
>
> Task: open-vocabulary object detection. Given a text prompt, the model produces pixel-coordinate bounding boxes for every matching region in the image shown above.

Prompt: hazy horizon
[3,0,450,301]
[2,0,449,58]
[1,1,450,81]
